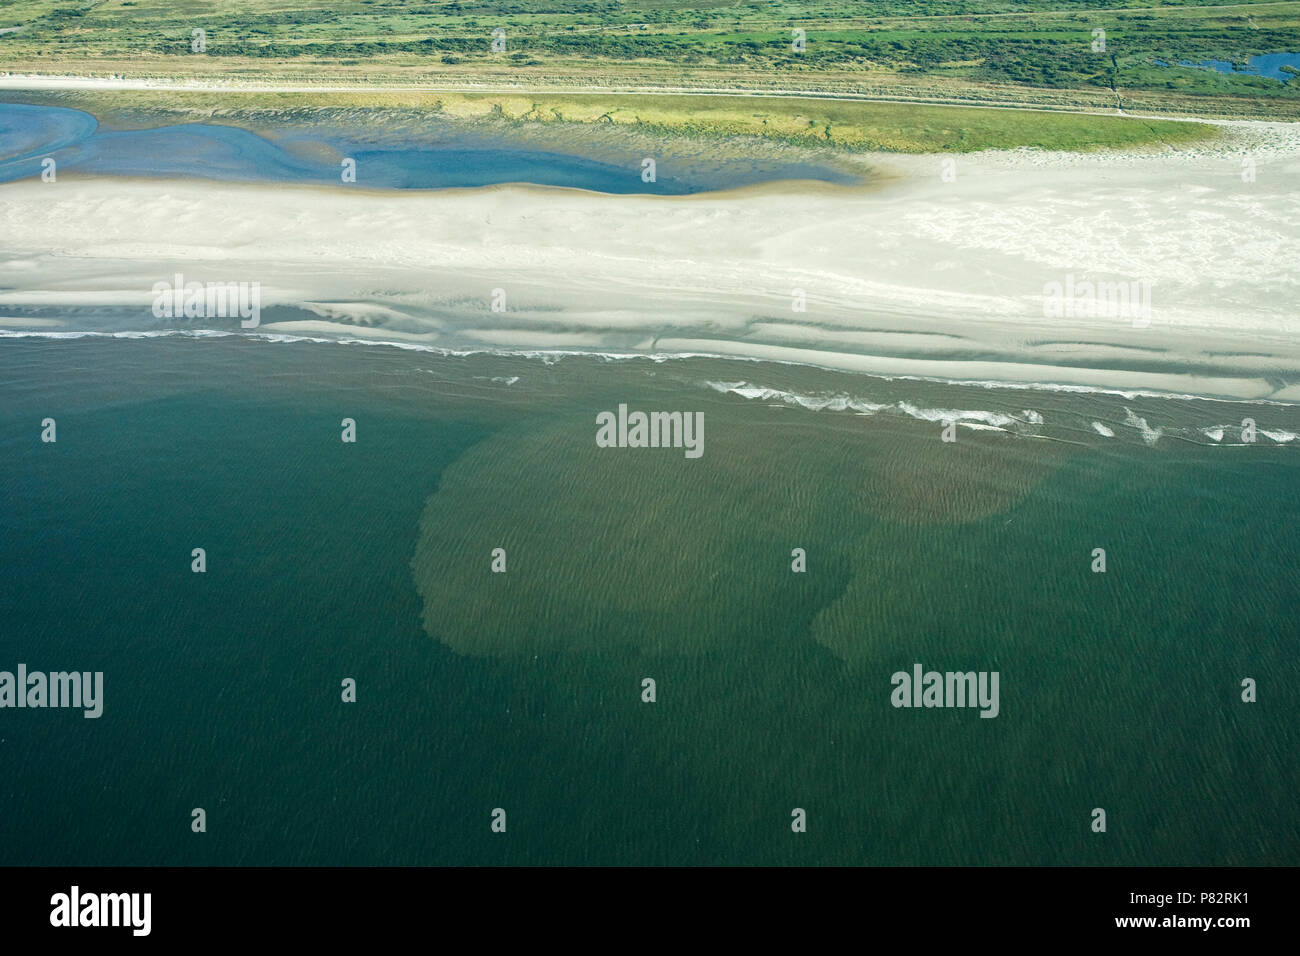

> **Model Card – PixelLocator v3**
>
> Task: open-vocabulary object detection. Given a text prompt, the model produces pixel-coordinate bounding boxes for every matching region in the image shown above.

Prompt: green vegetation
[433,90,1218,151]
[2,1,1298,104]
[2,1,1296,123]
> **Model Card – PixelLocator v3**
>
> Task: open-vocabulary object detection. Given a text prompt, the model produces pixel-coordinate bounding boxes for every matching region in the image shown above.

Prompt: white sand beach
[1,132,1297,400]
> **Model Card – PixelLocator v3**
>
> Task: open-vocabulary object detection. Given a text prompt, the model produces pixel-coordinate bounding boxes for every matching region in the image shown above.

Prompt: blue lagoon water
[1157,52,1300,81]
[0,101,858,193]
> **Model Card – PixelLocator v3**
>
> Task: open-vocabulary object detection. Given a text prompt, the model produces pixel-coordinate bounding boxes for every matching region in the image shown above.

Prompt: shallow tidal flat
[0,99,861,192]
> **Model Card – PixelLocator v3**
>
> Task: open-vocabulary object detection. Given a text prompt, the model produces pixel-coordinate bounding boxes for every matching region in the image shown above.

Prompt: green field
[2,1,1298,116]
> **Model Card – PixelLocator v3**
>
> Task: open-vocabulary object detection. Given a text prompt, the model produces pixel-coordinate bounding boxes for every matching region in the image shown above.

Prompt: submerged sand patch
[411,409,1071,659]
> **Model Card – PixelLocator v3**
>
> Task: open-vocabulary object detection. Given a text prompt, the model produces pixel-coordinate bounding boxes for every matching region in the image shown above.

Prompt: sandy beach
[2,131,1297,401]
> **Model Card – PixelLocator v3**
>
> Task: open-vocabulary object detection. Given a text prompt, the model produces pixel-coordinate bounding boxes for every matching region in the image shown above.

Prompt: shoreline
[5,324,1298,410]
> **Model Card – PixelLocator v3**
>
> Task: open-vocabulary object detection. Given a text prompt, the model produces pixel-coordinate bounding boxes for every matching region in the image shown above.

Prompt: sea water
[0,334,1295,865]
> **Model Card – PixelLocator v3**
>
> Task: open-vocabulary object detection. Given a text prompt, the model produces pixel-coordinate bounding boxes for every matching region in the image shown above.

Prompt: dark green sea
[0,334,1296,865]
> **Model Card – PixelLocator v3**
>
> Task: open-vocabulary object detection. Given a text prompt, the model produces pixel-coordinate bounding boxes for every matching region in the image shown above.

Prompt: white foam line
[1123,407,1164,445]
[1,326,1295,408]
[705,380,1040,430]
